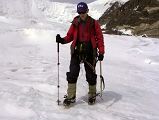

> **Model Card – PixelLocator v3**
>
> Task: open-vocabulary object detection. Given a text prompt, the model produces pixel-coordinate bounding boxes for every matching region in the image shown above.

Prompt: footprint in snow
[10,69,18,72]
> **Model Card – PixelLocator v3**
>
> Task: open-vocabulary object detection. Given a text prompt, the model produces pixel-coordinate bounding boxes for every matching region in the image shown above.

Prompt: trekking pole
[57,42,61,105]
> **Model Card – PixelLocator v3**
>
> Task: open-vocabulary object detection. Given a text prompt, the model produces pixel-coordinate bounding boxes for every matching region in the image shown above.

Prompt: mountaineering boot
[88,85,96,105]
[63,83,76,106]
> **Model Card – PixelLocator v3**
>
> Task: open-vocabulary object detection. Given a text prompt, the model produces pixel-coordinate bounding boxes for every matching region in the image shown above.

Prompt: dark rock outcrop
[99,0,159,37]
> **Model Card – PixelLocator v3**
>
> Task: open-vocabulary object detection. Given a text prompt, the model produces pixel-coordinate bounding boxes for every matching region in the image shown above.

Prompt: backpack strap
[71,16,80,28]
[89,16,96,36]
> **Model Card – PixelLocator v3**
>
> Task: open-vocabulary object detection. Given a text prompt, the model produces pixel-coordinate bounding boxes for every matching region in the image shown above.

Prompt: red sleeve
[64,24,74,43]
[95,21,105,54]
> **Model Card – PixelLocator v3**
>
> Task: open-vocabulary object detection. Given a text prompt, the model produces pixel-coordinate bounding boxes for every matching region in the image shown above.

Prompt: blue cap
[77,2,88,13]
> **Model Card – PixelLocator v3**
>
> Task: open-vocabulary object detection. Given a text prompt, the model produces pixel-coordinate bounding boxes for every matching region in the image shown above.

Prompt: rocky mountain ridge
[99,0,159,37]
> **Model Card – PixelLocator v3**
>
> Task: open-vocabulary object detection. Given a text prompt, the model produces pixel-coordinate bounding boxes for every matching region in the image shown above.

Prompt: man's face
[78,10,88,21]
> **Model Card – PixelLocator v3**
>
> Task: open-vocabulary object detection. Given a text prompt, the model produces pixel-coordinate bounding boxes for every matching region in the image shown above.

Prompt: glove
[98,54,104,61]
[56,34,65,44]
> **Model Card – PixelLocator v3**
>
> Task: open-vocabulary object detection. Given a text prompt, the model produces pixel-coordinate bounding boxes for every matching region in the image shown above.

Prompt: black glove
[56,34,65,44]
[98,54,104,61]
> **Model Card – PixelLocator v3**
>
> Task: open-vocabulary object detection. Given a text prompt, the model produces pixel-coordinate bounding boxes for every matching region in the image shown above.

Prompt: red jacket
[64,16,105,54]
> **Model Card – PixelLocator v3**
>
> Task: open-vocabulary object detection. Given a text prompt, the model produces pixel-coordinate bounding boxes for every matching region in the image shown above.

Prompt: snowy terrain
[0,0,159,120]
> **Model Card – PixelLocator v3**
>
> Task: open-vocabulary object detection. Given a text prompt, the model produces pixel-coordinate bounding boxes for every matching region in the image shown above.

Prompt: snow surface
[0,0,159,120]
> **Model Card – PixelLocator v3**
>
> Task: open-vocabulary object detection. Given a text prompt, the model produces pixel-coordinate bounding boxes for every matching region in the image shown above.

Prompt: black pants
[66,53,97,85]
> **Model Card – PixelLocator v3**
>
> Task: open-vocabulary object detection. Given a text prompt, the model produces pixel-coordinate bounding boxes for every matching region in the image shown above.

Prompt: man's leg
[64,54,80,106]
[84,59,97,105]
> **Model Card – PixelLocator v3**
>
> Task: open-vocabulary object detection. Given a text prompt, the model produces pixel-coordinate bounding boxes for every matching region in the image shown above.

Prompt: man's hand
[98,54,104,61]
[56,34,65,44]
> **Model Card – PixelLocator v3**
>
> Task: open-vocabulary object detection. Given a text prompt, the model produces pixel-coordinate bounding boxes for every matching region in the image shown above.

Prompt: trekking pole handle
[57,42,60,66]
[57,42,59,53]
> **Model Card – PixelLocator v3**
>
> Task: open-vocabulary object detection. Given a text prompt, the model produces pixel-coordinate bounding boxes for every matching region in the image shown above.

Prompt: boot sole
[88,102,96,105]
[63,102,76,108]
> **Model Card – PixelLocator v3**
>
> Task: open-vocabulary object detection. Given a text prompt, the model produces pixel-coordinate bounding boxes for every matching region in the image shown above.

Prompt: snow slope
[0,0,45,22]
[0,0,129,23]
[0,0,159,120]
[38,0,129,22]
[0,24,159,120]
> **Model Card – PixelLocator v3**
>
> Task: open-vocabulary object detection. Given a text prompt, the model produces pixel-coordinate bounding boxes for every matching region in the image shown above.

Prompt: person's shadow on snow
[98,91,122,108]
[78,91,122,108]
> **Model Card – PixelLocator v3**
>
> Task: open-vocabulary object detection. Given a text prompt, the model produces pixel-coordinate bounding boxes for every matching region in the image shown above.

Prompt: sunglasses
[78,11,86,14]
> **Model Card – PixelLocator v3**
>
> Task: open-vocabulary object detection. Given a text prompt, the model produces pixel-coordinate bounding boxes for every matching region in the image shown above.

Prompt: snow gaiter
[67,83,76,99]
[88,85,96,97]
